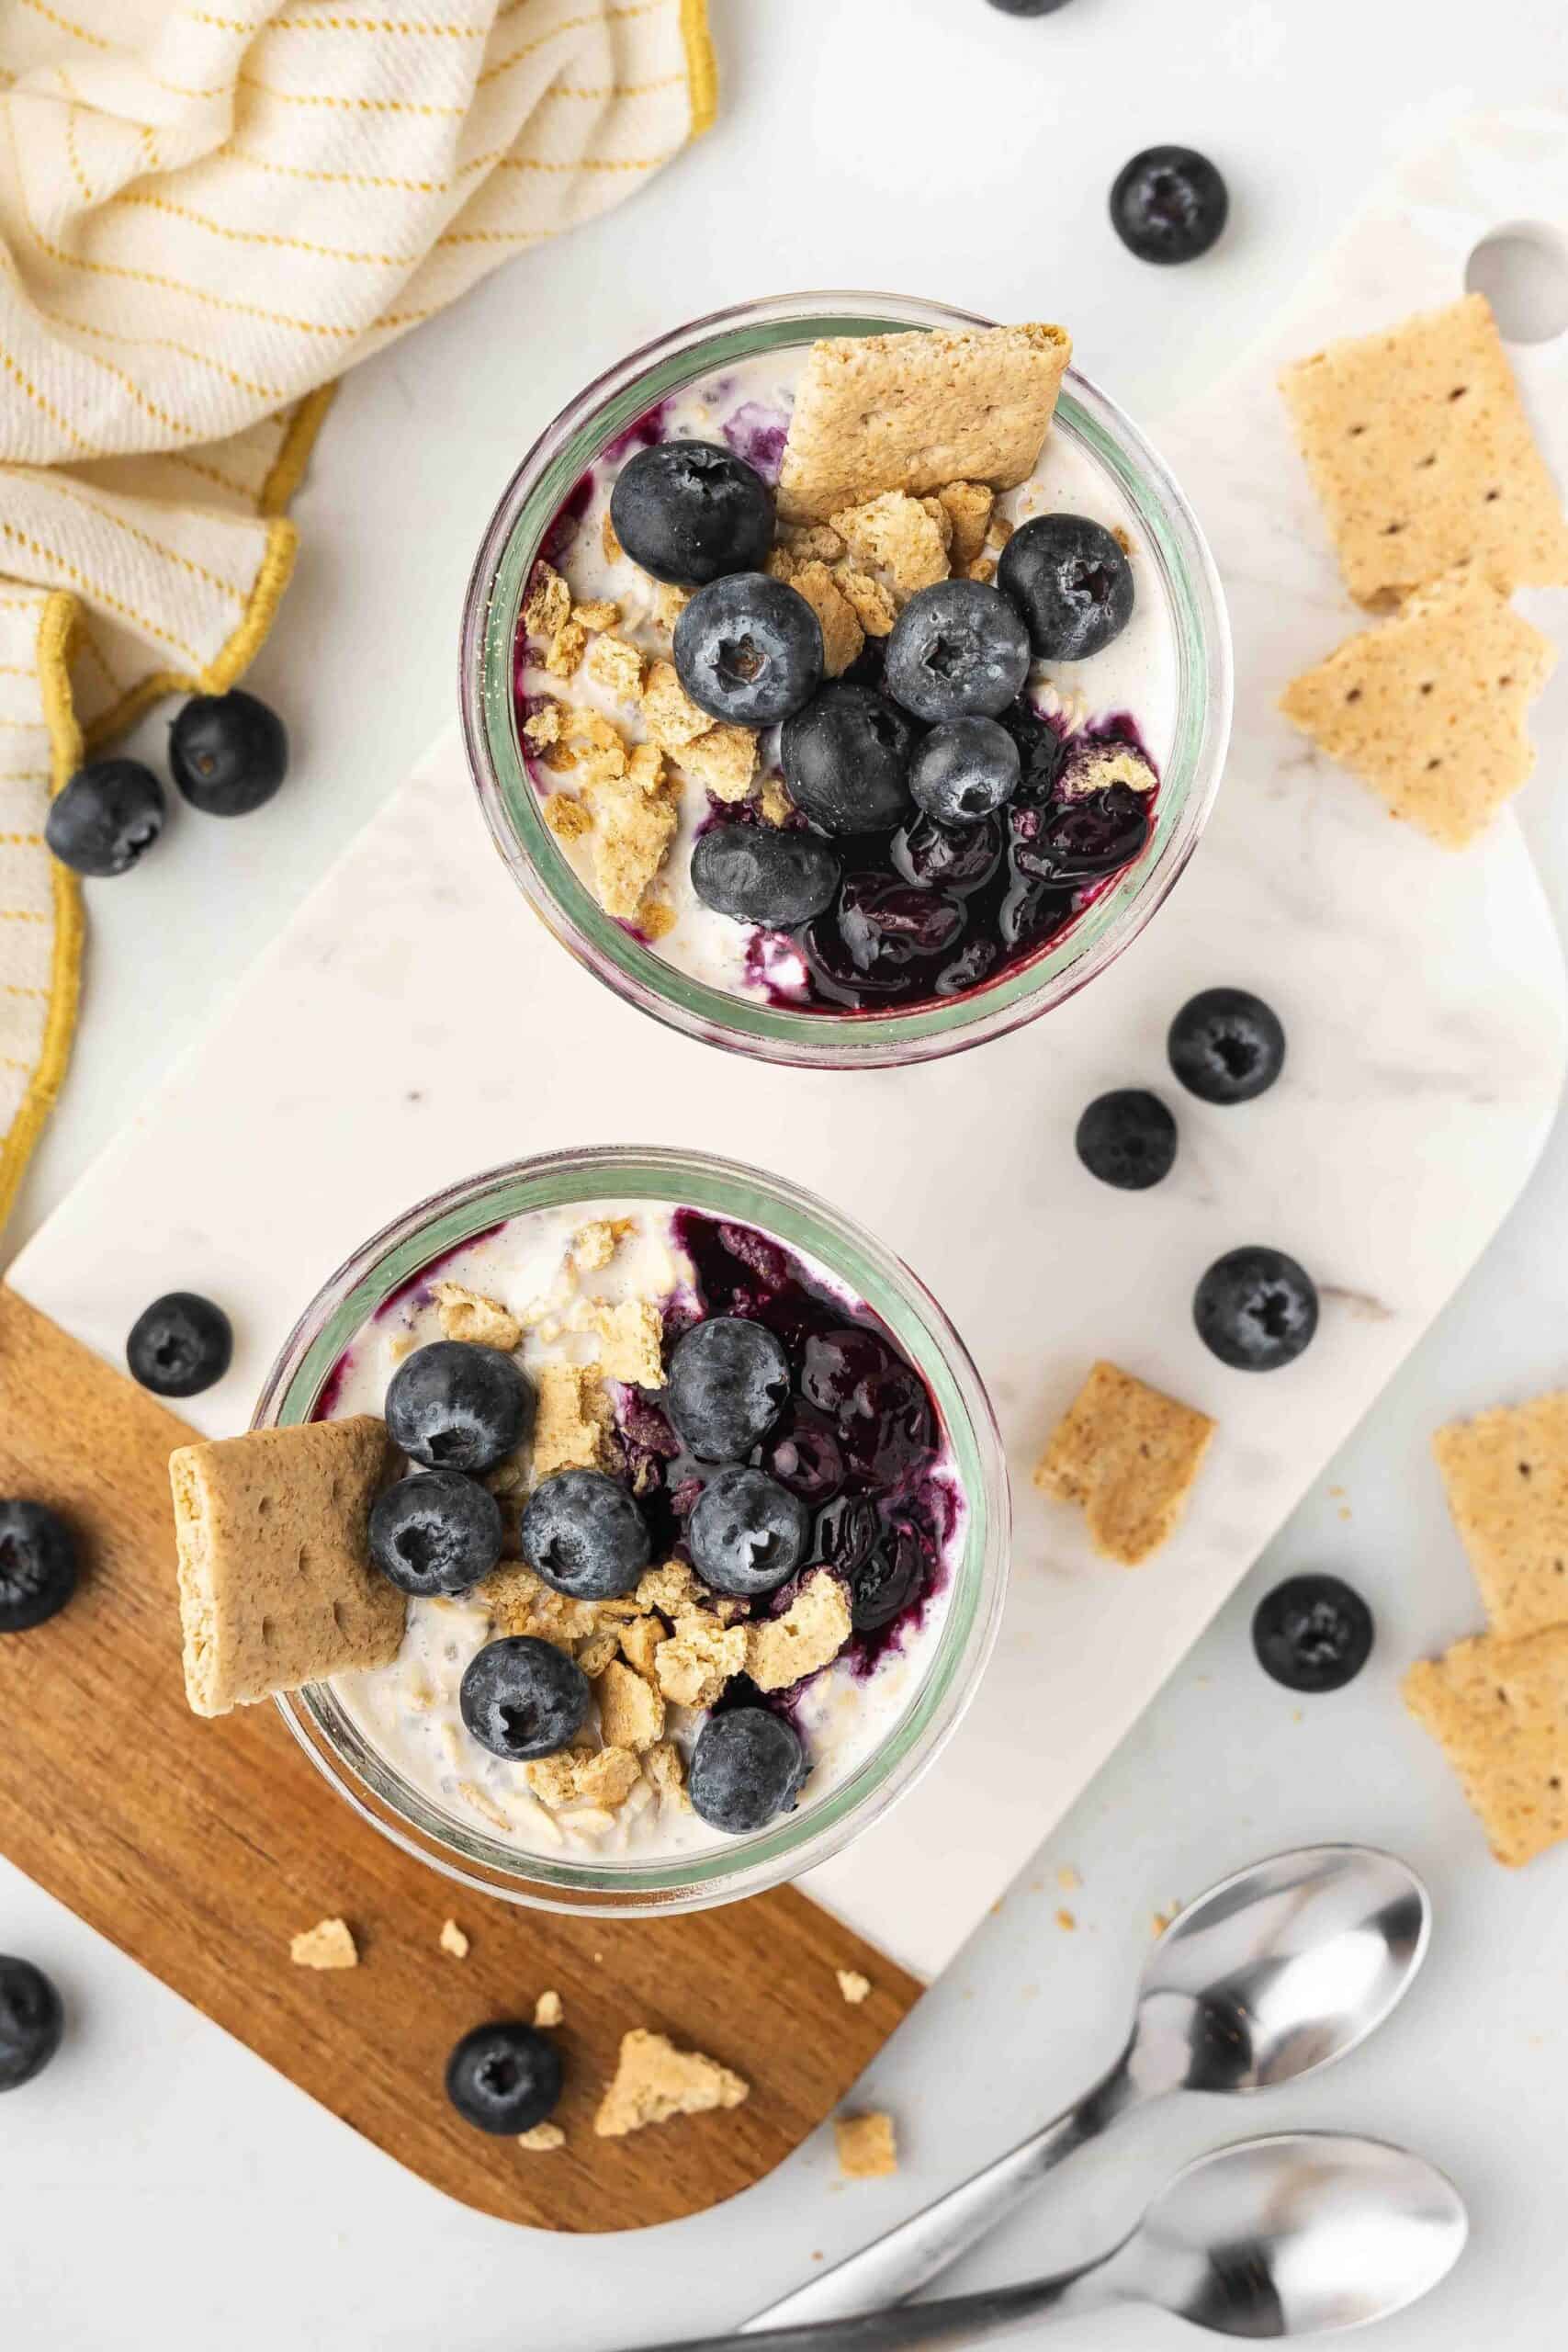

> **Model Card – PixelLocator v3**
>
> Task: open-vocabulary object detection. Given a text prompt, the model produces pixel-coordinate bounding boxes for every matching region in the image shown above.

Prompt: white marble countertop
[7,3,1568,2346]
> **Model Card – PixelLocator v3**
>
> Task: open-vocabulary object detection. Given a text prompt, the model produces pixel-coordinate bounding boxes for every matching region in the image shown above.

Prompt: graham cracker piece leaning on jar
[1432,1389,1568,1637]
[1034,1362,1215,1567]
[171,1417,403,1717]
[1280,292,1568,610]
[776,322,1073,524]
[1279,568,1555,850]
[1403,1623,1568,1867]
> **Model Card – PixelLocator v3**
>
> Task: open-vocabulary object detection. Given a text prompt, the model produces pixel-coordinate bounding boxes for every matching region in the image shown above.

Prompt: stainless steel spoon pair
[654,1846,1466,2346]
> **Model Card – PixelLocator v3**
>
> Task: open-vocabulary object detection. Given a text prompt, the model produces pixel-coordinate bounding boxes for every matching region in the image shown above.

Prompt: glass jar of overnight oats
[460,291,1232,1069]
[256,1148,1009,1918]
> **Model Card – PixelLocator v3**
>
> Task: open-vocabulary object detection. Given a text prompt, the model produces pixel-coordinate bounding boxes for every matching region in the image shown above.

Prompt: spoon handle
[740,2053,1136,2333]
[655,2267,1110,2352]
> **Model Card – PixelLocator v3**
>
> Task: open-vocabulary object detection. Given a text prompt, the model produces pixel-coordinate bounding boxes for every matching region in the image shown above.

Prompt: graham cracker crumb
[645,1739,689,1807]
[778,322,1072,523]
[656,1611,749,1709]
[835,2110,897,2179]
[677,722,760,803]
[532,1362,616,1483]
[572,597,621,633]
[482,1562,599,1647]
[1059,741,1157,799]
[763,544,796,582]
[597,1657,666,1751]
[790,560,864,676]
[575,1625,621,1679]
[833,565,897,638]
[1055,1907,1077,1932]
[637,1560,702,1617]
[919,493,953,552]
[523,561,571,640]
[1152,1907,1176,1939]
[829,491,950,601]
[759,775,795,827]
[1280,291,1568,607]
[594,2028,749,2138]
[290,1917,357,1971]
[638,892,678,942]
[1056,1864,1081,1892]
[1433,1390,1568,1636]
[653,581,690,631]
[627,739,666,797]
[618,1613,664,1680]
[545,618,588,678]
[1404,1623,1568,1865]
[583,632,645,704]
[935,481,995,569]
[525,1746,642,1811]
[584,1296,666,1388]
[783,523,846,564]
[747,1571,852,1691]
[1280,568,1555,849]
[1034,1362,1215,1566]
[964,556,997,583]
[517,2121,565,2151]
[573,1216,635,1272]
[564,707,628,758]
[641,658,715,752]
[601,509,623,565]
[438,1917,469,1960]
[585,765,679,918]
[986,513,1014,550]
[433,1282,522,1353]
[836,1968,872,2005]
[523,701,563,751]
[542,793,592,842]
[534,1987,563,2029]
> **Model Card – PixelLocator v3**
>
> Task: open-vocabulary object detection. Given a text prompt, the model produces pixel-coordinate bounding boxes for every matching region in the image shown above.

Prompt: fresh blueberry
[689,1706,807,1834]
[608,440,773,587]
[885,581,1032,722]
[998,515,1134,661]
[909,718,1021,825]
[1075,1091,1178,1190]
[891,810,1003,896]
[446,2019,562,2135]
[170,689,288,816]
[1168,988,1286,1105]
[801,1327,934,1486]
[812,1493,880,1577]
[126,1292,232,1398]
[1009,783,1150,885]
[674,572,823,726]
[0,1502,77,1634]
[691,821,840,928]
[1194,1247,1318,1372]
[761,1409,845,1505]
[849,1521,929,1634]
[834,874,965,978]
[45,759,164,877]
[459,1634,589,1760]
[688,1465,811,1597]
[1111,145,1229,266]
[1252,1574,1373,1694]
[781,683,916,835]
[369,1470,503,1599]
[521,1468,650,1600]
[385,1340,532,1474]
[0,1956,64,2090]
[667,1316,791,1462]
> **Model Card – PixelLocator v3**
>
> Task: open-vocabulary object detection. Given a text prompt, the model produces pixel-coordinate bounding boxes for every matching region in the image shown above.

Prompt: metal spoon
[656,2134,1465,2349]
[750,1845,1429,2332]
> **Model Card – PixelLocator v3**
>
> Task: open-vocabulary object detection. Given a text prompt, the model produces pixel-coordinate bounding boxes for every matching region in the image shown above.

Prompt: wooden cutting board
[0,1287,917,2231]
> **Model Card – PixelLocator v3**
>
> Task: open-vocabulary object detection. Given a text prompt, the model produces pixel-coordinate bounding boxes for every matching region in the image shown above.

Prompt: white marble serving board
[14,116,1568,1982]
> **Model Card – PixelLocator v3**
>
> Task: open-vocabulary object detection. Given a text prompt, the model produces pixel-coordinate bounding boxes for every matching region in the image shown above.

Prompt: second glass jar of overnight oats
[255,1147,1010,1919]
[461,291,1232,1070]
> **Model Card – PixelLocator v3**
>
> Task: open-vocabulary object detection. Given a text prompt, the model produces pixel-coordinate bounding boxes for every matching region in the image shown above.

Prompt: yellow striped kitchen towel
[0,0,716,1228]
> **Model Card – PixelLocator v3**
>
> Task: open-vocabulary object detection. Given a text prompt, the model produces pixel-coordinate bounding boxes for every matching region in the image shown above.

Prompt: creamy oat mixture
[325,1203,963,1865]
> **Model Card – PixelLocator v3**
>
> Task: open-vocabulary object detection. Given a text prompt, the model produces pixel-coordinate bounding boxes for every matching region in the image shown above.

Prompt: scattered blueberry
[608,440,773,588]
[667,1316,791,1462]
[891,810,1004,896]
[801,1327,934,1486]
[849,1522,929,1634]
[1168,988,1286,1105]
[780,682,915,835]
[446,2019,563,2135]
[385,1340,532,1474]
[689,1706,807,1834]
[885,581,1032,722]
[521,1468,650,1600]
[1075,1091,1178,1190]
[1194,1247,1318,1372]
[0,1502,77,1634]
[1009,783,1150,885]
[674,572,824,726]
[44,759,164,877]
[126,1292,232,1398]
[908,718,1021,825]
[459,1634,590,1761]
[688,1465,811,1597]
[1111,145,1229,266]
[0,1956,64,2091]
[691,821,840,929]
[170,689,288,816]
[1252,1574,1373,1694]
[369,1470,503,1599]
[998,514,1134,662]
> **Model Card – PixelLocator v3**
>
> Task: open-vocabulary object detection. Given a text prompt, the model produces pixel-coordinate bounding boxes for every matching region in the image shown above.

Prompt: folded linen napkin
[0,0,716,1227]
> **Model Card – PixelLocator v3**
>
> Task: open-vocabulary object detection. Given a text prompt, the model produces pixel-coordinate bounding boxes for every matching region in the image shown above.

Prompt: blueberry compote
[619,1211,959,1690]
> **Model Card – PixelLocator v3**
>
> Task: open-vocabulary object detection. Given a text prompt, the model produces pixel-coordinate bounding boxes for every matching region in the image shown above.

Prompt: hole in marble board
[1464,222,1568,345]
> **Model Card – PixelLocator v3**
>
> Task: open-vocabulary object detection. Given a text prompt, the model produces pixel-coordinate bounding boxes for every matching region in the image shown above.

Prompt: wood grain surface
[0,1285,919,2230]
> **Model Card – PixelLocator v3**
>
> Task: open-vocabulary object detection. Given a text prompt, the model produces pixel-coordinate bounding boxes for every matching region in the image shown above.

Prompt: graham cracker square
[1433,1391,1568,1638]
[1034,1362,1215,1566]
[1403,1624,1568,1867]
[835,2110,898,2179]
[1280,292,1568,607]
[1279,568,1555,849]
[777,322,1072,524]
[172,1416,403,1717]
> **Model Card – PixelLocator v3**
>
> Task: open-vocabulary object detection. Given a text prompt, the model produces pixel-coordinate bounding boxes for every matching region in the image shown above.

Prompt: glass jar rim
[256,1144,1011,1917]
[460,289,1233,1069]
